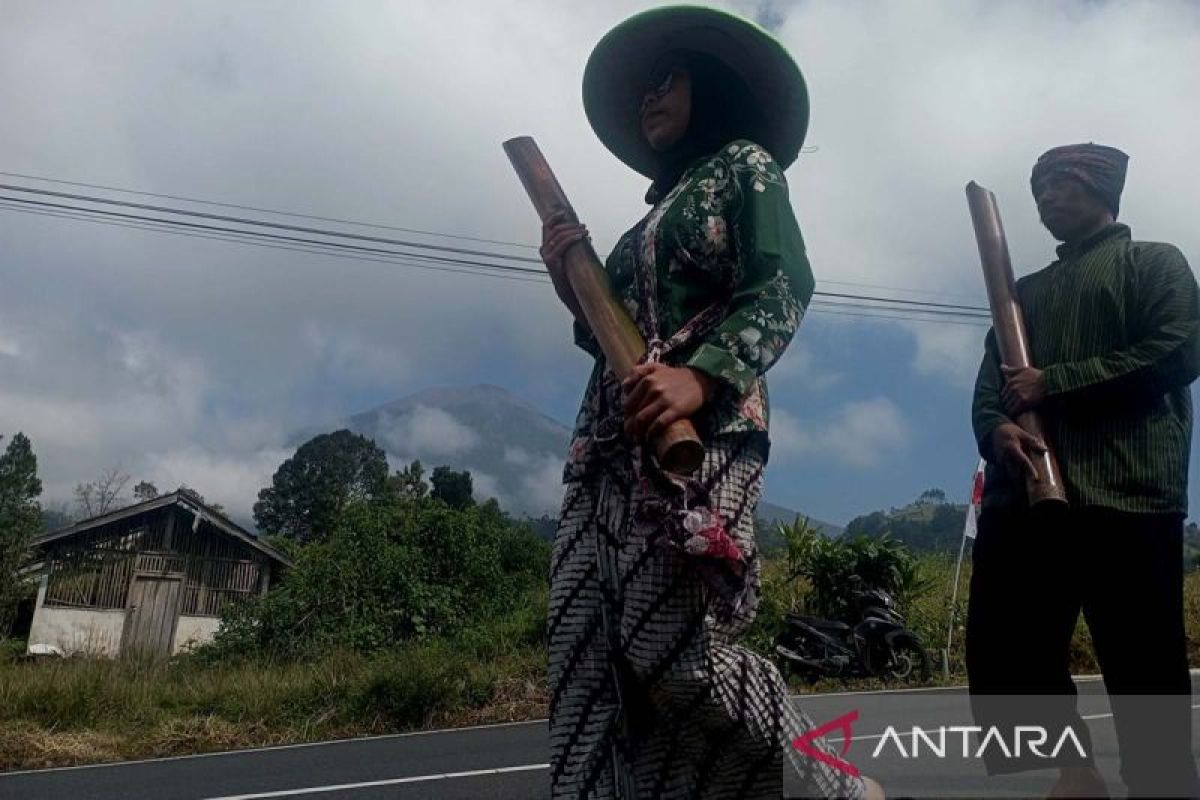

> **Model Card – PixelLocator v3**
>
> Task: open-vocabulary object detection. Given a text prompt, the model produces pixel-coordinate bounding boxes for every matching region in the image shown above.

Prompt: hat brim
[583,5,809,179]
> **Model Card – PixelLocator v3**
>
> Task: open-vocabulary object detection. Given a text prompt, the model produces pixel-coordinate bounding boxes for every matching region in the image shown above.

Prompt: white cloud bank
[772,398,913,468]
[2,0,1197,518]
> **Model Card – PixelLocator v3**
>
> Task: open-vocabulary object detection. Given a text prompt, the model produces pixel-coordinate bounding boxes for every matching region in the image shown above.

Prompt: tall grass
[0,588,548,771]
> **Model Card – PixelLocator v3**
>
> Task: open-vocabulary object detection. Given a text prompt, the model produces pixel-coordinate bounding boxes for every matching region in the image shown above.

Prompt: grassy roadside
[0,588,550,771]
[0,644,548,771]
[2,565,1197,772]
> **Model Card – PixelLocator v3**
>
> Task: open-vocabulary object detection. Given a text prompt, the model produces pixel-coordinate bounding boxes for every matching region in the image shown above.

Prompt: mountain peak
[334,384,572,517]
[295,384,831,528]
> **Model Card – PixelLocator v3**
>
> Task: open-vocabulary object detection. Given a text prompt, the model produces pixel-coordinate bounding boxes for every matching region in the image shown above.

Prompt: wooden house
[25,490,291,659]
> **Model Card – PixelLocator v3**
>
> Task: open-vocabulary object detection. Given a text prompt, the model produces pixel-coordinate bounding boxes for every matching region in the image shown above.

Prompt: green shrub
[199,497,550,661]
[354,645,463,727]
[773,517,928,620]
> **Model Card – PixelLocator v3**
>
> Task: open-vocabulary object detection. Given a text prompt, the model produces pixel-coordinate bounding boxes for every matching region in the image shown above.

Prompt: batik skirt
[548,434,865,799]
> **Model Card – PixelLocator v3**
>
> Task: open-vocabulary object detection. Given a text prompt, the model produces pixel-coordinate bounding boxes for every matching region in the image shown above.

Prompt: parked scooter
[774,582,931,683]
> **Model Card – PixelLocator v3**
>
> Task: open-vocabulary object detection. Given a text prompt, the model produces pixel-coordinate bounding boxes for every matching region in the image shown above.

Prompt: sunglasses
[640,66,682,112]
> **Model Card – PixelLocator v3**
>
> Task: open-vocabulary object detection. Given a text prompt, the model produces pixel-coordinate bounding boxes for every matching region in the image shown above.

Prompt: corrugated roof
[33,490,293,567]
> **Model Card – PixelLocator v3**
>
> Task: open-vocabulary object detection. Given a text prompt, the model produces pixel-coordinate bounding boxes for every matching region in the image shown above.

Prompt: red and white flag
[963,458,986,539]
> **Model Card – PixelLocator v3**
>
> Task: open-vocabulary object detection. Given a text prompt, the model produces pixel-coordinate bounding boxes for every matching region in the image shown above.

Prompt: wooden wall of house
[43,506,269,618]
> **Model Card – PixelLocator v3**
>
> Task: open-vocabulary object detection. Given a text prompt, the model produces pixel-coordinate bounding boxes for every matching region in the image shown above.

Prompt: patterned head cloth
[1031,143,1130,216]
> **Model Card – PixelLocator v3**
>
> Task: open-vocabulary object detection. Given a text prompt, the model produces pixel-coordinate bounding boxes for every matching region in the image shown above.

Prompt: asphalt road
[2,676,1197,799]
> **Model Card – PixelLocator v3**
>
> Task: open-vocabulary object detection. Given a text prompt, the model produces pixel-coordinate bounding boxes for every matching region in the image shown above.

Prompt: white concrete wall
[172,615,220,654]
[25,571,224,658]
[27,605,127,657]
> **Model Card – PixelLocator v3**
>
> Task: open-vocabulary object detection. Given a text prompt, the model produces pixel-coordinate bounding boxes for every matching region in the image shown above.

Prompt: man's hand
[1001,364,1045,416]
[990,422,1047,480]
[622,364,715,441]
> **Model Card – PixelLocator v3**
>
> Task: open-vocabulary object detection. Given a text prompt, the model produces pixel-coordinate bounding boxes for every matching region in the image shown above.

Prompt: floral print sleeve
[684,141,814,395]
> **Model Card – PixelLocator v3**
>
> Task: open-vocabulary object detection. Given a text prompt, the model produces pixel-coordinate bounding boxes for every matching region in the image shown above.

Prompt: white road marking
[0,718,547,777]
[201,763,551,799]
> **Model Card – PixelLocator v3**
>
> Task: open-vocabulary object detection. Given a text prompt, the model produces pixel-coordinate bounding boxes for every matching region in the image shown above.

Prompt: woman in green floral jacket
[540,8,881,799]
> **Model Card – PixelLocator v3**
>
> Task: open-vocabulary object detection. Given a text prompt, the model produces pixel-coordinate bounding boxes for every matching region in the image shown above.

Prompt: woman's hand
[622,363,715,441]
[540,210,588,322]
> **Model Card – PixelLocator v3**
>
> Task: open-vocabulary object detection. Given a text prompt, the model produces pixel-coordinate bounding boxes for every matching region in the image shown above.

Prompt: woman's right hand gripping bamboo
[539,210,590,325]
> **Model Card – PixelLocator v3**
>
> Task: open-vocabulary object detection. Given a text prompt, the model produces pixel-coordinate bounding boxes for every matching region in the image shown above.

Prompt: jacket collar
[1055,222,1130,260]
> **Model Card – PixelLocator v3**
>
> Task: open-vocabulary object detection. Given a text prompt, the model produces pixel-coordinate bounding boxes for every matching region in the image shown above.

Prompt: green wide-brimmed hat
[583,5,809,178]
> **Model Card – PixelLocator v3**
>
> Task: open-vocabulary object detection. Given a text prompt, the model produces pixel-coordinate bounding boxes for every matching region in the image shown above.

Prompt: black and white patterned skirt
[548,434,865,799]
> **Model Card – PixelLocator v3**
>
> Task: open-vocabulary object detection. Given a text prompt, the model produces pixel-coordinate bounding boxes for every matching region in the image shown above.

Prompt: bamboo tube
[504,136,704,475]
[966,181,1067,506]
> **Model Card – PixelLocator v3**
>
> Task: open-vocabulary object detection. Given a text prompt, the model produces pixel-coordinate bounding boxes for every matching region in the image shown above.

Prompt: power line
[0,201,549,286]
[818,278,982,303]
[0,181,995,314]
[808,307,988,327]
[0,169,540,251]
[812,297,988,320]
[0,195,548,281]
[0,173,995,308]
[0,191,993,325]
[0,183,546,265]
[3,199,988,330]
[815,291,987,314]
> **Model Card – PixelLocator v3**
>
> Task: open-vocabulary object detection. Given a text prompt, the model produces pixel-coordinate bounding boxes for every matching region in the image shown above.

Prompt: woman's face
[640,66,691,152]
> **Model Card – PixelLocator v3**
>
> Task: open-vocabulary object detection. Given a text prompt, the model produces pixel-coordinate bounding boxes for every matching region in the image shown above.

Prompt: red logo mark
[792,709,861,778]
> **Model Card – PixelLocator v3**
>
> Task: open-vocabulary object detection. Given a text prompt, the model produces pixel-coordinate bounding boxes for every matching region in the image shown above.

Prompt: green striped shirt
[972,223,1200,513]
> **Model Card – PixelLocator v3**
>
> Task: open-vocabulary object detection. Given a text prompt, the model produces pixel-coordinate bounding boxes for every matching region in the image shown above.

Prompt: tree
[844,510,889,539]
[845,493,967,552]
[390,460,429,500]
[916,488,948,505]
[73,465,130,519]
[431,466,474,510]
[177,484,224,514]
[133,480,159,502]
[253,430,389,543]
[0,433,42,636]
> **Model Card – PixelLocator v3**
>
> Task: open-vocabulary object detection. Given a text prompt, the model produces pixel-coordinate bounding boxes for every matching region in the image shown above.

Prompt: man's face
[1034,174,1113,242]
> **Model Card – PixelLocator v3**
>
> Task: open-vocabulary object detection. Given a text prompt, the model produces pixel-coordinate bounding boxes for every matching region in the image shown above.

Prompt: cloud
[775,0,1200,379]
[303,324,409,387]
[504,446,533,466]
[140,445,292,523]
[768,342,842,391]
[0,334,21,359]
[2,0,1198,521]
[376,406,480,458]
[772,398,912,468]
[471,470,504,507]
[519,454,568,517]
[909,323,989,387]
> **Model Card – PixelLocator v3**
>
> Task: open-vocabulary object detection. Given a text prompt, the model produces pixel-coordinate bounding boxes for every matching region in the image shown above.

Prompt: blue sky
[2,0,1198,526]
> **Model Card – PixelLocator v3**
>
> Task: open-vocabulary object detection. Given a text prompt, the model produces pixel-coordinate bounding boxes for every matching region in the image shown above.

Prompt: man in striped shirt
[968,143,1200,798]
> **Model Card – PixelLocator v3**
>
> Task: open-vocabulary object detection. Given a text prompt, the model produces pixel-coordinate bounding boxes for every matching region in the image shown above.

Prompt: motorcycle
[774,584,932,684]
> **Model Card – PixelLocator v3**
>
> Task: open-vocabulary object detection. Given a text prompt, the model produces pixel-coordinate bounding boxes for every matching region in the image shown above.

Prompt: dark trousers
[966,504,1199,797]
